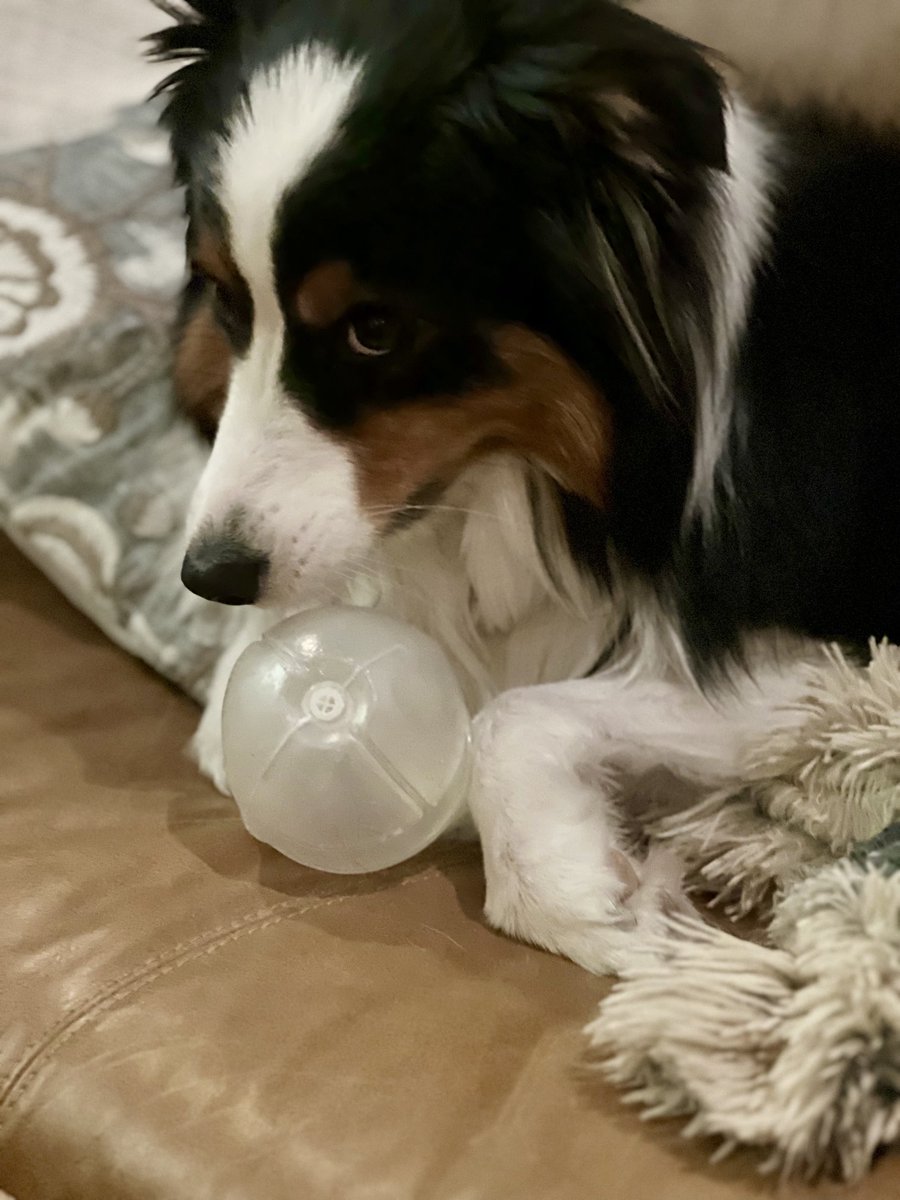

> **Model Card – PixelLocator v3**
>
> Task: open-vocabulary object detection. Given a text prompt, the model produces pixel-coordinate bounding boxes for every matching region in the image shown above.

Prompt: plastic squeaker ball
[222,608,472,874]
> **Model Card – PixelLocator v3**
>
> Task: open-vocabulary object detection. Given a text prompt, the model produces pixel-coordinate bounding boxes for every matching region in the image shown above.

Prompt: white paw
[190,705,230,796]
[483,846,689,976]
[618,845,692,932]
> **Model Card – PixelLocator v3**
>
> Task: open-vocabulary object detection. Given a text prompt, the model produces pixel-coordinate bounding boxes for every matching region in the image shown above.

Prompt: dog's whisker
[365,503,512,525]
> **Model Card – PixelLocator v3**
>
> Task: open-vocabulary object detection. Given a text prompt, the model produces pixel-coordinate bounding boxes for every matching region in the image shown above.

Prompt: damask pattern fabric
[0,105,237,700]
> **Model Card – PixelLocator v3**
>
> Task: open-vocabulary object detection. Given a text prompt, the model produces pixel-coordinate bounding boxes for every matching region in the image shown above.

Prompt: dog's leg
[469,661,813,974]
[191,607,276,793]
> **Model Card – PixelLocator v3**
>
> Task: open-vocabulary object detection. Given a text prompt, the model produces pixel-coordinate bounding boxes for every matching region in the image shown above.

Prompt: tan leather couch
[4,538,899,1198]
[5,2,900,1193]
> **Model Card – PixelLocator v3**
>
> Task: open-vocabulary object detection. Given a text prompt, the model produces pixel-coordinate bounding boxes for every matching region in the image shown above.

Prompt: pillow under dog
[0,103,237,700]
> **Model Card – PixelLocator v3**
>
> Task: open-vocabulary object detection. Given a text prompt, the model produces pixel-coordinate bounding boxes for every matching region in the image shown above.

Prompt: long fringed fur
[588,642,900,1181]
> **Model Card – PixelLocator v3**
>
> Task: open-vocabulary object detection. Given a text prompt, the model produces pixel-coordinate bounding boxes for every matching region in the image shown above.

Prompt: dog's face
[155,0,726,607]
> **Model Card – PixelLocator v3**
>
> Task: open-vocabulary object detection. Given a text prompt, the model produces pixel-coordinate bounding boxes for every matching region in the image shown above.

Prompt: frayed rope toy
[588,642,900,1183]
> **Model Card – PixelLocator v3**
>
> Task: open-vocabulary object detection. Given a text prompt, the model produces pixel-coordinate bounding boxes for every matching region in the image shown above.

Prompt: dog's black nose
[181,537,269,606]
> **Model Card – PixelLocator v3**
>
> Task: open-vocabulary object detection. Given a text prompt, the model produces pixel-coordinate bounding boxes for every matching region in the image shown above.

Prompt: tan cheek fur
[175,226,246,437]
[341,326,613,521]
[173,300,232,438]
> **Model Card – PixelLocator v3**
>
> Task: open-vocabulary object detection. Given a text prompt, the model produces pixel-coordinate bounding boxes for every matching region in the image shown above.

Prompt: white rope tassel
[586,863,900,1182]
[744,642,900,854]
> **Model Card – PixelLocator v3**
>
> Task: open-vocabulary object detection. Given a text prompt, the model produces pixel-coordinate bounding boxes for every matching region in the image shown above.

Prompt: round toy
[222,607,472,874]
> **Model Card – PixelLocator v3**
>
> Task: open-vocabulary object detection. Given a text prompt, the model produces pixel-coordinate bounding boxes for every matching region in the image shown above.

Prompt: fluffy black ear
[466,0,727,182]
[146,0,236,73]
[445,2,728,553]
[582,2,727,176]
[146,0,242,180]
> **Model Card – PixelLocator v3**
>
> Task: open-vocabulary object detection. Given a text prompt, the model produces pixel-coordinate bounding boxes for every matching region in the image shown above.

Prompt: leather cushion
[2,537,896,1199]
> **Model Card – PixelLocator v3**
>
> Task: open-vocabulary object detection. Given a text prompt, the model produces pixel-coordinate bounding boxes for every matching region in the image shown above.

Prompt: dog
[151,0,900,973]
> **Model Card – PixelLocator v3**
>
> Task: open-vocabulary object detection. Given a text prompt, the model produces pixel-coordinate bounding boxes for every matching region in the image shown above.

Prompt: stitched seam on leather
[0,849,471,1096]
[0,896,304,1097]
[0,858,472,1134]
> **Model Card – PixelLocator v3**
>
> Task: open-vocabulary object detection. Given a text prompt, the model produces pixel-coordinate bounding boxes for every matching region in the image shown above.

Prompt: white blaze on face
[187,45,375,605]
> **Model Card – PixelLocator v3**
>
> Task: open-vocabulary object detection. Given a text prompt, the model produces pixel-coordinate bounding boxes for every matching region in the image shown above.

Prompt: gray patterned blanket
[0,104,237,700]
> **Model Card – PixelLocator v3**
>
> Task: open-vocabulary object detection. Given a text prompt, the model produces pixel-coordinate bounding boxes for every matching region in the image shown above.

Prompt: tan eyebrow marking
[296,260,372,328]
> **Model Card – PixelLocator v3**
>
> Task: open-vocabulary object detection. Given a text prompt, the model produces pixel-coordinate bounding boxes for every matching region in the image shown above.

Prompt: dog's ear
[577,3,727,177]
[466,0,727,182]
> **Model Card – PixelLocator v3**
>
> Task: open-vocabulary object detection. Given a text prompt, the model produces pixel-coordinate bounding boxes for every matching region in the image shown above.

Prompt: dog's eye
[346,305,402,357]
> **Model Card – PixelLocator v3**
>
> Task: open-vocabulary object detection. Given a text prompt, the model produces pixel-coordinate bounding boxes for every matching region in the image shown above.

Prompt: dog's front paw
[190,706,230,796]
[617,845,692,929]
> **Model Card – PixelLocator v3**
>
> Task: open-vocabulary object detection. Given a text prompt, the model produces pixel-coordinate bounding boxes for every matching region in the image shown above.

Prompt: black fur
[679,113,900,659]
[151,0,900,670]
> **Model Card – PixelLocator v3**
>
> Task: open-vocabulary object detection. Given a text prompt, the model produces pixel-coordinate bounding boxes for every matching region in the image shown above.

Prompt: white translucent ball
[222,607,472,874]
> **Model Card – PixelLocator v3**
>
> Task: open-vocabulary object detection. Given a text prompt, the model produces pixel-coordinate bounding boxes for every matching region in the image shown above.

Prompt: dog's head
[151,0,727,608]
